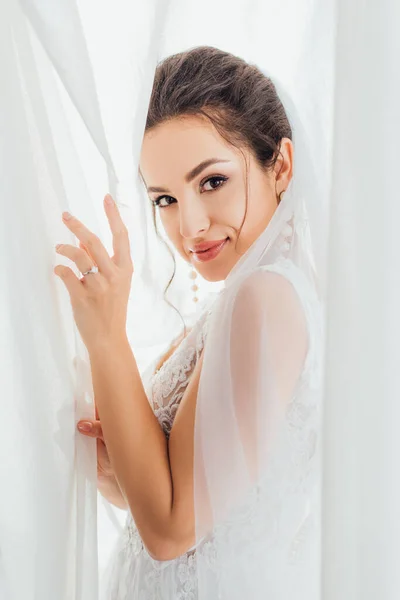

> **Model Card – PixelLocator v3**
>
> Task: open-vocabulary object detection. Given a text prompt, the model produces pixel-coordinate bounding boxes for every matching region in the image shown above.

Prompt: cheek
[160,211,184,250]
[214,185,247,228]
[240,191,277,239]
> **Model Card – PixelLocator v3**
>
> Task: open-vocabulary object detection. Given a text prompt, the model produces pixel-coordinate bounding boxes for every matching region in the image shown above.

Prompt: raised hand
[54,194,133,351]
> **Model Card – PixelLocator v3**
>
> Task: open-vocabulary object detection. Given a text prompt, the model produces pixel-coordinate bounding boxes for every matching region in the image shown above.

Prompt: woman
[57,46,324,598]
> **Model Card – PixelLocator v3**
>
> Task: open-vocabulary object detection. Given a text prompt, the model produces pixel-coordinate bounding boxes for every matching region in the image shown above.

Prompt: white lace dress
[100,258,322,600]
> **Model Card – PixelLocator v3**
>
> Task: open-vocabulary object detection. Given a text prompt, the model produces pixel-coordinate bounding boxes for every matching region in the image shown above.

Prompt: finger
[54,265,85,301]
[61,212,114,278]
[55,244,94,275]
[103,194,133,271]
[77,419,104,439]
[79,241,97,267]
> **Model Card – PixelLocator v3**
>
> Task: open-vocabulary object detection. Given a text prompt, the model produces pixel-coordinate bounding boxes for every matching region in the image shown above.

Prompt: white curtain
[0,0,398,598]
[322,1,400,598]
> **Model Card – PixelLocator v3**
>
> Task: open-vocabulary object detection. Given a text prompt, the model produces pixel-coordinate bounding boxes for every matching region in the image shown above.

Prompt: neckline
[151,307,211,380]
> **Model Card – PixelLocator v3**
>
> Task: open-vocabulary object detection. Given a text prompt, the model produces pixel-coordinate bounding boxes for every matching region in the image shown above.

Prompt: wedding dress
[99,254,322,600]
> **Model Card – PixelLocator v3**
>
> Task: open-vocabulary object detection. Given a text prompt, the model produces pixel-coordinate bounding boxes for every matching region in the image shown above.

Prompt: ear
[274,137,293,191]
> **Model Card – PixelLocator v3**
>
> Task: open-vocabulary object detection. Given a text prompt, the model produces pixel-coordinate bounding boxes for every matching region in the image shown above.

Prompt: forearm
[98,475,128,510]
[88,337,174,555]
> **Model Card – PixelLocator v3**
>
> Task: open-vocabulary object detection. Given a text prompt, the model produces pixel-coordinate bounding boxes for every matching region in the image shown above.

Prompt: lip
[190,239,228,253]
[191,238,229,263]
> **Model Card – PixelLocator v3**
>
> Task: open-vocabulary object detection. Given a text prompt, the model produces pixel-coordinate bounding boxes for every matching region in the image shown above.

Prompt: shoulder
[231,260,309,326]
[230,261,309,370]
[229,260,322,387]
[234,264,297,302]
[222,262,312,406]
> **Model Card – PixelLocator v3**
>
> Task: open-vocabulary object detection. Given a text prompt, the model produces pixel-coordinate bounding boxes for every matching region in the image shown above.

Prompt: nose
[179,197,210,239]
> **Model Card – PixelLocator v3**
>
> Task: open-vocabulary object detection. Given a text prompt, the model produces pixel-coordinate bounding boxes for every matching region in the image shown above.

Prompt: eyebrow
[146,158,231,194]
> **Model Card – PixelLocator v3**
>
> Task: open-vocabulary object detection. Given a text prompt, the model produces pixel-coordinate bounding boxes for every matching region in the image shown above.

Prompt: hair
[141,45,292,335]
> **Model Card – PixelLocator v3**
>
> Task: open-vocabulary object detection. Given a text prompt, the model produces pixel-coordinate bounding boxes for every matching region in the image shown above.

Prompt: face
[139,115,293,282]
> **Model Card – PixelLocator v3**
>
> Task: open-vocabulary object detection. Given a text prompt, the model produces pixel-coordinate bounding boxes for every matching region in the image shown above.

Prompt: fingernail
[105,194,114,206]
[78,421,92,432]
[62,211,73,220]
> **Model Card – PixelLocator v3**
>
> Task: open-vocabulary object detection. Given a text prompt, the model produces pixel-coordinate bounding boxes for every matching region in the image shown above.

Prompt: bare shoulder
[233,264,305,318]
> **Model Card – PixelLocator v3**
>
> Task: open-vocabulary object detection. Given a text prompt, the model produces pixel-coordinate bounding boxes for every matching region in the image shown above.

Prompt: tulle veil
[187,74,328,599]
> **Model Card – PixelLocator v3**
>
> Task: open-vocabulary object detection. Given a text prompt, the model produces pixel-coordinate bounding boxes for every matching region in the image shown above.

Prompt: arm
[95,331,191,514]
[166,351,204,555]
[88,338,182,562]
[95,332,186,514]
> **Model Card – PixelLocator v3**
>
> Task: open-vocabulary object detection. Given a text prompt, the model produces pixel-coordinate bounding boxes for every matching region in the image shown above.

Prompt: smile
[191,238,229,263]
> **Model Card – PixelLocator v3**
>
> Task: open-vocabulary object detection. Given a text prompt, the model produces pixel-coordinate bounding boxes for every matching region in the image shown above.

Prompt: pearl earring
[188,264,199,304]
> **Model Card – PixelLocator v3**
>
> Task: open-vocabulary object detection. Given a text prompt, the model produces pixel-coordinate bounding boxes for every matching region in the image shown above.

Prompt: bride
[56,45,324,599]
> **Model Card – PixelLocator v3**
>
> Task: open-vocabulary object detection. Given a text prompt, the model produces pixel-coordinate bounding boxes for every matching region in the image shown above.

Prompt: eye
[151,175,228,209]
[201,175,228,192]
[151,195,176,209]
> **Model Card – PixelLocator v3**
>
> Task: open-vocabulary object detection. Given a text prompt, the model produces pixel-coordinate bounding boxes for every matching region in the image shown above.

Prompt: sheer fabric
[193,238,323,599]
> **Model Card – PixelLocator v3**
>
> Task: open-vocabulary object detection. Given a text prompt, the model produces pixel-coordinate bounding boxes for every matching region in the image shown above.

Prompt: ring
[81,266,98,276]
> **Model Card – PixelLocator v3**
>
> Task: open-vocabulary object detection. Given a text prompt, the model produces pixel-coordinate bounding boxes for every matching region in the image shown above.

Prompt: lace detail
[176,552,197,600]
[148,306,212,440]
[123,515,144,555]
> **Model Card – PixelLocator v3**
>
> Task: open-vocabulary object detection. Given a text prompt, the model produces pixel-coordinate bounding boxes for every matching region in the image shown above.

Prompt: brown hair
[141,45,292,332]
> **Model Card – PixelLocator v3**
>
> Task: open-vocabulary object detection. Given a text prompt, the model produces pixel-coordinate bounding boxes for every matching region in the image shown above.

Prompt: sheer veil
[190,74,328,599]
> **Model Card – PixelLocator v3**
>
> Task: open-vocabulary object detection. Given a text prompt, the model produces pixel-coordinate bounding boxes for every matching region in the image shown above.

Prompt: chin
[185,239,242,282]
[196,268,228,283]
[193,256,239,283]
